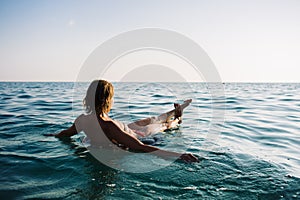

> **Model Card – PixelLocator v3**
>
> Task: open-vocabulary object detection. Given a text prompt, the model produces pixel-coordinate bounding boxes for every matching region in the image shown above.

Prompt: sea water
[0,82,300,199]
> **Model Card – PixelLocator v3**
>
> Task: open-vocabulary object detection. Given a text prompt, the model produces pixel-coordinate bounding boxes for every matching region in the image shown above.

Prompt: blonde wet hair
[83,80,114,116]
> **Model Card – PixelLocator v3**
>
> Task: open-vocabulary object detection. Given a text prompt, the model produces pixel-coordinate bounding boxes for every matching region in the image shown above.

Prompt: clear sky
[0,0,299,82]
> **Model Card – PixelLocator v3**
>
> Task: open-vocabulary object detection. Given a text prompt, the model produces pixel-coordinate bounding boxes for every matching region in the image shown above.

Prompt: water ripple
[1,82,300,199]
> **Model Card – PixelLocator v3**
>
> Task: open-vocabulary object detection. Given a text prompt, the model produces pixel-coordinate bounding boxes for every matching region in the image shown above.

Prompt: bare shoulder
[103,119,122,130]
[74,114,90,131]
[74,114,85,123]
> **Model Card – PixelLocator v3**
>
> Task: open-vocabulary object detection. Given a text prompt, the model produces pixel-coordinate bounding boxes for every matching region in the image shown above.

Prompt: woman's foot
[174,103,182,124]
[173,99,192,124]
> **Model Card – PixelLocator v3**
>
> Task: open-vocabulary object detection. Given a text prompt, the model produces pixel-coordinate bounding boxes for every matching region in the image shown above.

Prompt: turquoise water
[0,82,300,199]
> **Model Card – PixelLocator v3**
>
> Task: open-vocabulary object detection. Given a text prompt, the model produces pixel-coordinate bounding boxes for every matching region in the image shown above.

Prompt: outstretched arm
[107,121,199,162]
[44,115,82,138]
[44,123,78,137]
[57,123,78,137]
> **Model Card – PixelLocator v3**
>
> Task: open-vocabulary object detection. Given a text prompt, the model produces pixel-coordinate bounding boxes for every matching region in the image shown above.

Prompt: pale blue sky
[0,0,299,82]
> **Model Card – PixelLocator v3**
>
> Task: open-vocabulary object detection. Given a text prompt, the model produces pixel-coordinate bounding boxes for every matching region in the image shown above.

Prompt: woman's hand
[179,153,199,163]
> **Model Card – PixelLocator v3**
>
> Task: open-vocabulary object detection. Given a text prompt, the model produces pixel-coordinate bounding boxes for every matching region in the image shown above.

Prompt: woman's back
[76,114,113,146]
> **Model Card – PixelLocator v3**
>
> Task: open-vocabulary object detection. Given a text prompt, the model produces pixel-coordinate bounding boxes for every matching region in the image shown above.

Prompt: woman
[46,80,198,162]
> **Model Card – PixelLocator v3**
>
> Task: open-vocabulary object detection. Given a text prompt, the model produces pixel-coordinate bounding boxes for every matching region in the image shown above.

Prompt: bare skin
[45,99,198,163]
[127,99,192,137]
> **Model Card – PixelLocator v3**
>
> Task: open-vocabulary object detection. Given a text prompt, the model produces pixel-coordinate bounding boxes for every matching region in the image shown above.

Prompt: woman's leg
[127,99,192,132]
[157,99,192,122]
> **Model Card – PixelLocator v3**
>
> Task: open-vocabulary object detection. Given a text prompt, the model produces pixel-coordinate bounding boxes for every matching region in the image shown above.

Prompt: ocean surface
[0,82,300,199]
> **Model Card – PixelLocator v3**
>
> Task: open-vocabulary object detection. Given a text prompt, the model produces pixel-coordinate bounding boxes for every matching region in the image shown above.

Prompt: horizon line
[0,80,299,83]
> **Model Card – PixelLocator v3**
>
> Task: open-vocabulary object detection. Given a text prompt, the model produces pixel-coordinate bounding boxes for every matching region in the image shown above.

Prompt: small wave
[0,96,12,100]
[7,106,28,112]
[152,94,168,98]
[30,100,50,106]
[0,114,15,119]
[17,94,32,99]
[0,121,15,126]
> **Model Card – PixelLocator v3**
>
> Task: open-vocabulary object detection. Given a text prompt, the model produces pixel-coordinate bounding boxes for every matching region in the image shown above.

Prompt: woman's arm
[44,115,82,137]
[106,121,199,162]
[44,123,78,137]
[56,123,78,137]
